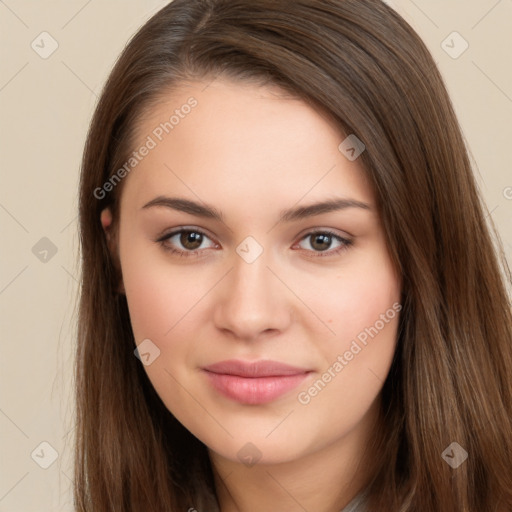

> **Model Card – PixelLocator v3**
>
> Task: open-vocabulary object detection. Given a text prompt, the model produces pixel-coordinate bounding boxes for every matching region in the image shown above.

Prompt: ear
[100,207,125,294]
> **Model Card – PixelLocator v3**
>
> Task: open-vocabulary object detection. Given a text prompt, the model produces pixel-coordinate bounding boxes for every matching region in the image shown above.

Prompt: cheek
[120,246,208,343]
[119,249,206,416]
[295,271,400,433]
[295,246,401,398]
[122,270,174,342]
[295,250,400,349]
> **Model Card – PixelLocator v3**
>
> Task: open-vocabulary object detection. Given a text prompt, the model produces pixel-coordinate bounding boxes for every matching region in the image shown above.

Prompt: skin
[102,77,402,512]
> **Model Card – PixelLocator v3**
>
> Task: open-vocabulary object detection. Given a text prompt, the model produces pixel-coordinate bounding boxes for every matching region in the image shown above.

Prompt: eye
[157,228,217,256]
[156,227,353,258]
[294,230,353,257]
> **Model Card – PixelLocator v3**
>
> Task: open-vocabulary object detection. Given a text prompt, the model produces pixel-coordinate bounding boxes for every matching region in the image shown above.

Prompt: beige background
[0,0,511,510]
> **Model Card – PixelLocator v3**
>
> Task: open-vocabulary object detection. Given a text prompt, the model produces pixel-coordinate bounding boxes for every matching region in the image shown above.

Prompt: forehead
[122,78,374,212]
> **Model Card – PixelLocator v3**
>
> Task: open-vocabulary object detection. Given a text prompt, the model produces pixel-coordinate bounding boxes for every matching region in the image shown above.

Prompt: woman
[75,0,512,510]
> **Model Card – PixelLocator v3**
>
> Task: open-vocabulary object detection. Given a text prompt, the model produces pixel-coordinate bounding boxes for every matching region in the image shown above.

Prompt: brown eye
[310,233,333,251]
[157,227,217,256]
[180,230,203,250]
[295,230,353,257]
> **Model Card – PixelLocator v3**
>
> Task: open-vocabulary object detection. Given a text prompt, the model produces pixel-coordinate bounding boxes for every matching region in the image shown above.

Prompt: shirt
[339,490,368,512]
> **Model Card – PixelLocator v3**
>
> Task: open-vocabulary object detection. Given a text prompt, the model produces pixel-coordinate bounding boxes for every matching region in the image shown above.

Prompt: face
[108,77,401,467]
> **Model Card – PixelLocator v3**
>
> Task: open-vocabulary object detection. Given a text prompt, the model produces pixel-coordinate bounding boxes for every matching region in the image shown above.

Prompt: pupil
[181,231,202,250]
[312,234,331,251]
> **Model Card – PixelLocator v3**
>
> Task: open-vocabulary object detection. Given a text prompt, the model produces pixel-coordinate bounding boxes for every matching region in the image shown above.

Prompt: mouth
[202,359,312,405]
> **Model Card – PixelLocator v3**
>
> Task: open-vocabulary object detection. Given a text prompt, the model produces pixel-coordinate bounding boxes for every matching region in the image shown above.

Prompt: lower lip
[203,371,310,405]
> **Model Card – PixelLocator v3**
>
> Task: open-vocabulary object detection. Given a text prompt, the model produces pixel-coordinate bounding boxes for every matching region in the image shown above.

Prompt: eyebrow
[141,196,371,223]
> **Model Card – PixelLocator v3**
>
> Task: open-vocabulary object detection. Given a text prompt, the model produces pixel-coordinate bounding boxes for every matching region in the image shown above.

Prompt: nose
[212,250,292,342]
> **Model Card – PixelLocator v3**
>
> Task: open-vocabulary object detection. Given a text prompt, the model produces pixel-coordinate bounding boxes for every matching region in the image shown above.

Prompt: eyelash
[156,228,353,259]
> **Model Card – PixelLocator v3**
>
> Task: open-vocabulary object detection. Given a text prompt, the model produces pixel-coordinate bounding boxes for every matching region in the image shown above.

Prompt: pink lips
[202,359,311,405]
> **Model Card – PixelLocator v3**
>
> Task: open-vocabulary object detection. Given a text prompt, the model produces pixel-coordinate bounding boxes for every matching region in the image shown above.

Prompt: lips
[202,359,311,405]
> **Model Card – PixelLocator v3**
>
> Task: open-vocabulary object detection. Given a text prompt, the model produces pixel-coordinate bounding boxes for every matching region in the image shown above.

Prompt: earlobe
[100,207,115,250]
[100,207,125,294]
[100,207,113,233]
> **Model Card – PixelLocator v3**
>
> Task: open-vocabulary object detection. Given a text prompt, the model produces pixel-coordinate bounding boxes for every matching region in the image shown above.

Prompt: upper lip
[202,359,311,378]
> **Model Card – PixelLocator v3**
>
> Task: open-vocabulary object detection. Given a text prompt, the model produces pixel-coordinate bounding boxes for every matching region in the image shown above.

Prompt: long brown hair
[75,0,512,510]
